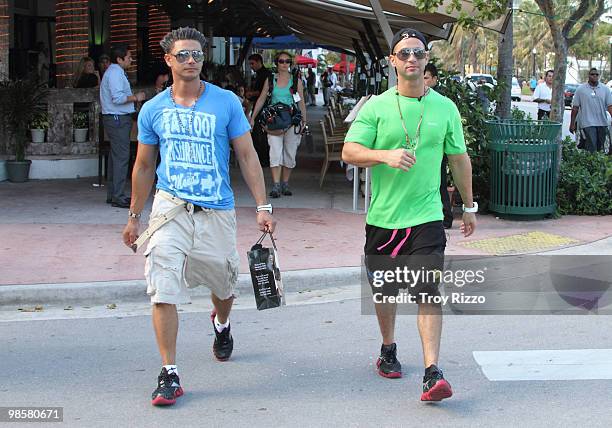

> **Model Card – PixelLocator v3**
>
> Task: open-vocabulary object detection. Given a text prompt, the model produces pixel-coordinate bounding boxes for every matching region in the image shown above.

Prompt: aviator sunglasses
[170,49,205,63]
[393,47,427,61]
[277,59,293,65]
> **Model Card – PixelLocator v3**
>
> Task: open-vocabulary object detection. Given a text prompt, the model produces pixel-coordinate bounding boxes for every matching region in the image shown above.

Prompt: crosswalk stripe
[473,349,612,381]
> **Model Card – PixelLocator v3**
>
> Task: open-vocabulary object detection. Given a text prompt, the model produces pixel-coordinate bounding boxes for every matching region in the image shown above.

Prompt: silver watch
[128,210,141,219]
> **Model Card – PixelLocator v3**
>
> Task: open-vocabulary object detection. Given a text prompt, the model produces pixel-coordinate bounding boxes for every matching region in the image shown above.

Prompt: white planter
[74,128,88,143]
[30,129,46,143]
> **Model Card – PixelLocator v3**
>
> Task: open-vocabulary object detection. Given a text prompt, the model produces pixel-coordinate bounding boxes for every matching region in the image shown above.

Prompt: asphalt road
[2,291,612,427]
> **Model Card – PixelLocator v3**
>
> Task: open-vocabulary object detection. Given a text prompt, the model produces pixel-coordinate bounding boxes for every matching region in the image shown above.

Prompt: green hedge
[556,137,612,215]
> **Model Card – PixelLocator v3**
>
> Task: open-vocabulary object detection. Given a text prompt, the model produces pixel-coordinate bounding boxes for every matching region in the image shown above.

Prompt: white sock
[163,365,178,376]
[214,314,230,333]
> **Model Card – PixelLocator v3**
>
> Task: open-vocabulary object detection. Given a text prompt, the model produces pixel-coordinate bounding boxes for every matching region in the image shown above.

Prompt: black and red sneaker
[211,310,233,361]
[421,365,453,401]
[151,368,184,406]
[376,343,402,379]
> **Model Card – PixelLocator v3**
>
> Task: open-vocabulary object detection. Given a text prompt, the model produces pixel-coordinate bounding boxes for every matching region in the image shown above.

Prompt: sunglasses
[277,59,292,65]
[171,49,205,64]
[590,73,599,76]
[393,47,427,61]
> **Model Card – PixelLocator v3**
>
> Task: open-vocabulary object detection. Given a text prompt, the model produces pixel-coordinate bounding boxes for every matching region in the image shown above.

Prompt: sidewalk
[1,170,611,287]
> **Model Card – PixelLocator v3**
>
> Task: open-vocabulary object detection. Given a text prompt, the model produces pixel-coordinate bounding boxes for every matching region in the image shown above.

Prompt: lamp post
[609,36,612,81]
[532,48,537,79]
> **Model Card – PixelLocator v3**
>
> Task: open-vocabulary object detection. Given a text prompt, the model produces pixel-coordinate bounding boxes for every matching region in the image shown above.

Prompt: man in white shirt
[330,69,338,88]
[532,69,553,120]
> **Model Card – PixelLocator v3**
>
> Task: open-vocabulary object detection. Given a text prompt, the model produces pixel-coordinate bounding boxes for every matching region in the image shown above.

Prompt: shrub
[73,112,89,129]
[511,106,531,121]
[556,137,612,215]
[30,112,50,130]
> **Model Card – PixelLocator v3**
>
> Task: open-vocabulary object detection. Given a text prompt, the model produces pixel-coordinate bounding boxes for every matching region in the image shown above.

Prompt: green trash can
[485,119,562,216]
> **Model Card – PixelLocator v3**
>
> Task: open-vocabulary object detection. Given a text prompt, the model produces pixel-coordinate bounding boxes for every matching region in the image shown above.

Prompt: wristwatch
[128,210,141,219]
[462,202,478,213]
[256,204,273,214]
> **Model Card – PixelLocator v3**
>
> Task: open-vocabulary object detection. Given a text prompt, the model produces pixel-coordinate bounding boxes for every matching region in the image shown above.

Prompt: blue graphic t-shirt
[138,82,250,209]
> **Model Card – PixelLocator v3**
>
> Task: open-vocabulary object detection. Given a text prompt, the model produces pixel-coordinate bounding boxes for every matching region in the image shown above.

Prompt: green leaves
[0,77,49,161]
[556,137,612,215]
[435,67,497,210]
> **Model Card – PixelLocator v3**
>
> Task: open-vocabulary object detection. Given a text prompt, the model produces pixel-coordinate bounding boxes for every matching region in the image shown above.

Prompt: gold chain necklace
[395,87,429,153]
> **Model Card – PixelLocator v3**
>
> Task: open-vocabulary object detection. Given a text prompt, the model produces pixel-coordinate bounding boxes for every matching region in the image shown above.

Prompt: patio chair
[319,120,345,188]
[325,113,349,138]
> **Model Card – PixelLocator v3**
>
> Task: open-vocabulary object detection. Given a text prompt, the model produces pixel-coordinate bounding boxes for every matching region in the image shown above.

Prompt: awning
[265,0,453,52]
[295,55,318,66]
[333,62,356,73]
[156,0,511,53]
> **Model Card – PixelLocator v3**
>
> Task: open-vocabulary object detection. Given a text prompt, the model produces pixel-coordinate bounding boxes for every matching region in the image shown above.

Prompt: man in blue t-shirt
[121,27,276,407]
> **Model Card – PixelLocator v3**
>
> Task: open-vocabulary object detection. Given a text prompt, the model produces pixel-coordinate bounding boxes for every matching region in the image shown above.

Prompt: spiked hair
[160,27,207,54]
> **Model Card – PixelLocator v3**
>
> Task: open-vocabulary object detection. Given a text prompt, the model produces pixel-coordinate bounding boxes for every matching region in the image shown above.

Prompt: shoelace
[381,349,398,364]
[424,369,443,384]
[216,327,231,344]
[158,373,178,388]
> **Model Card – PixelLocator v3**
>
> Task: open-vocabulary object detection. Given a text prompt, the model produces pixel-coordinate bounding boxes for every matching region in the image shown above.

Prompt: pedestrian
[532,69,553,120]
[424,62,453,229]
[569,68,612,153]
[307,67,316,106]
[246,53,272,167]
[321,69,331,106]
[36,42,50,86]
[530,76,537,92]
[342,28,477,402]
[98,54,110,79]
[154,64,170,93]
[250,51,307,199]
[122,27,276,407]
[100,44,146,207]
[329,66,339,104]
[72,57,100,88]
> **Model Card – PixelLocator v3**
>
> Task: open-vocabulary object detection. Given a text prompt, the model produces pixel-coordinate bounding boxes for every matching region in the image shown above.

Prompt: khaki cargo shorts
[144,192,240,305]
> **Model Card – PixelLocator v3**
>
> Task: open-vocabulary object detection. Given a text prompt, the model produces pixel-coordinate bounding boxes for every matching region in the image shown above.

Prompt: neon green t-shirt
[345,87,467,229]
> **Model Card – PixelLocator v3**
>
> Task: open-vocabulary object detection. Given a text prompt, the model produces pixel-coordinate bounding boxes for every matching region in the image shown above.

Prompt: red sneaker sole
[151,387,184,406]
[421,380,453,401]
[376,359,402,379]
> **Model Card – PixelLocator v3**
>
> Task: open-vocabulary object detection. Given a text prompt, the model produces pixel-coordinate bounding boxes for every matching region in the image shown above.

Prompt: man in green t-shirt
[343,28,477,402]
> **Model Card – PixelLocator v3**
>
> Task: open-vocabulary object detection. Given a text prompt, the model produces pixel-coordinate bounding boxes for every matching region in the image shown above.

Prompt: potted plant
[0,77,49,182]
[29,112,49,143]
[73,112,89,143]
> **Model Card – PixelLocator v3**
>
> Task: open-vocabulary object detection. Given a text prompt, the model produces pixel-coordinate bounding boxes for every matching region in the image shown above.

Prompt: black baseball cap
[390,28,428,53]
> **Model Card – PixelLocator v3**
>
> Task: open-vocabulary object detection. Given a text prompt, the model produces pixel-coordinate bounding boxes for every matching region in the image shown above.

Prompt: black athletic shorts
[364,221,446,300]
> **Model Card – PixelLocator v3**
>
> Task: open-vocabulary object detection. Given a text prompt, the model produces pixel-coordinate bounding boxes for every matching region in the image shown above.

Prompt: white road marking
[473,349,612,381]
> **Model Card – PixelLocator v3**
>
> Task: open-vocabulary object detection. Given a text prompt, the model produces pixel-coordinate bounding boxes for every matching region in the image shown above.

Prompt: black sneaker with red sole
[151,368,184,406]
[421,365,453,401]
[376,343,402,379]
[211,310,233,361]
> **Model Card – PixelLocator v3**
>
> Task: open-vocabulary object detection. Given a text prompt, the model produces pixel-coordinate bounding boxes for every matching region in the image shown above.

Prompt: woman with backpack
[250,52,307,198]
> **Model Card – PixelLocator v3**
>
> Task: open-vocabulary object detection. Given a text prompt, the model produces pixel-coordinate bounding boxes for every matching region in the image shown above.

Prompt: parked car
[511,77,521,101]
[564,83,578,107]
[465,73,497,87]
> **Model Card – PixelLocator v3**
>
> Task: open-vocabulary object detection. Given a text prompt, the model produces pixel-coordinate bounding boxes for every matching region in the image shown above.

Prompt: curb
[0,267,361,307]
